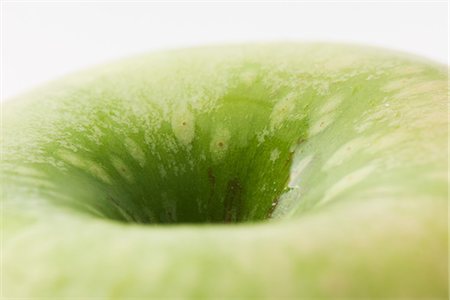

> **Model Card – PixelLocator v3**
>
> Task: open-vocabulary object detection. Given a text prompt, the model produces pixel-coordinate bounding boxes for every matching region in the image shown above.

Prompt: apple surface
[2,43,448,298]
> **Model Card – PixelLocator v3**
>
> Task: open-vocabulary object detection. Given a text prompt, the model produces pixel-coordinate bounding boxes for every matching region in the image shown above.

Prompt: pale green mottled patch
[320,53,365,72]
[240,70,258,86]
[58,150,85,170]
[58,150,112,184]
[392,65,424,76]
[10,165,44,178]
[321,165,376,205]
[392,80,447,100]
[270,93,296,129]
[86,125,104,145]
[288,154,314,188]
[158,165,168,178]
[256,128,270,145]
[358,79,447,134]
[270,149,281,162]
[111,155,134,183]
[382,78,420,93]
[354,101,395,133]
[323,137,372,171]
[88,164,113,185]
[171,105,195,146]
[311,80,330,96]
[366,131,408,154]
[319,95,343,115]
[124,137,146,167]
[210,127,231,161]
[309,113,335,137]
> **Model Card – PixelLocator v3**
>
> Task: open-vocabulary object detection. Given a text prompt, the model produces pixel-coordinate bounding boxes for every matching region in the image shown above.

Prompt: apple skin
[2,43,448,298]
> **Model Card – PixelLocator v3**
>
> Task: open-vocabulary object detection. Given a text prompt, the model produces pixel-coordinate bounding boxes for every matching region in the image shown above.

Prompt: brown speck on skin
[182,122,187,126]
[166,210,174,223]
[284,151,294,167]
[207,167,216,186]
[218,142,224,147]
[207,168,216,217]
[297,137,306,144]
[224,178,242,223]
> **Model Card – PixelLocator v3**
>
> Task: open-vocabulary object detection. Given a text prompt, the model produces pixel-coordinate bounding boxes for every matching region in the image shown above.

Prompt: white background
[2,1,448,101]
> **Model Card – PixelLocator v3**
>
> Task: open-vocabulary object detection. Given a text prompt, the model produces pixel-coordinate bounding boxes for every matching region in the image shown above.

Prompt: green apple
[2,43,448,298]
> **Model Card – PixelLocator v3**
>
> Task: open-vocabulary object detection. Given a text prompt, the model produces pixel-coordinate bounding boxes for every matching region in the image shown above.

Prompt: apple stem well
[3,45,447,228]
[2,44,448,298]
[7,73,310,225]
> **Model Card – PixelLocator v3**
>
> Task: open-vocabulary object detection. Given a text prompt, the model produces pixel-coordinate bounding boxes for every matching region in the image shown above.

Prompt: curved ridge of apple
[2,43,448,298]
